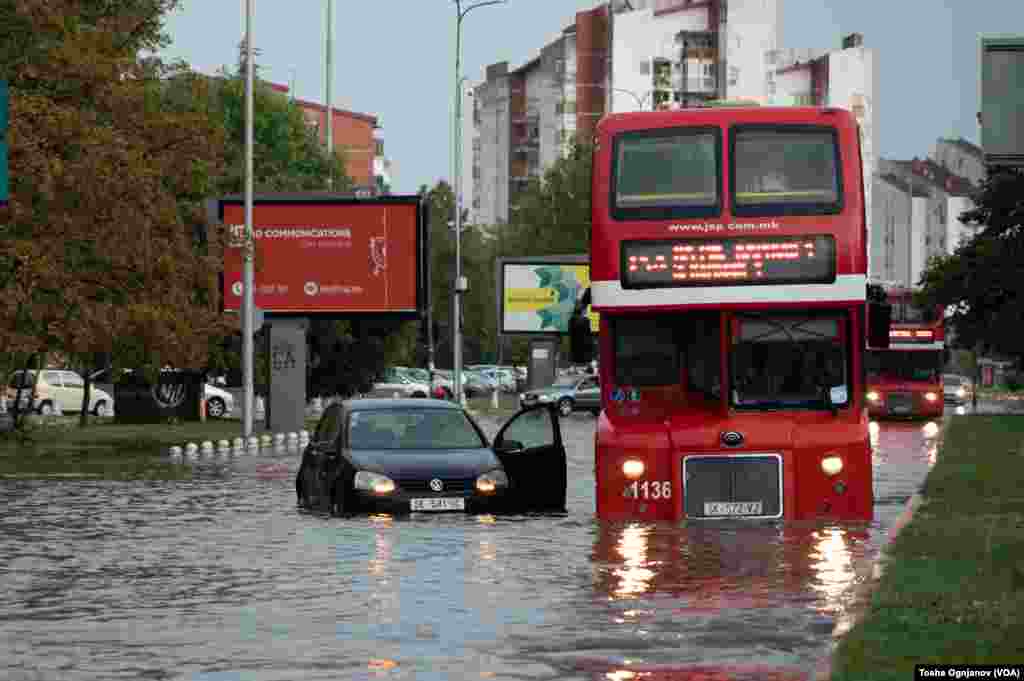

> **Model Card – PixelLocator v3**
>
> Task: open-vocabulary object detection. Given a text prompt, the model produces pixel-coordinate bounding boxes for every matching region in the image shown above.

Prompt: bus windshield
[733,127,840,213]
[866,350,942,382]
[731,312,849,410]
[613,128,718,217]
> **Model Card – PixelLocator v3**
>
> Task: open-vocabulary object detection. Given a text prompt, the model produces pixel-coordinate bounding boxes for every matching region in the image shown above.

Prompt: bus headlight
[924,392,938,402]
[354,471,396,495]
[866,391,880,402]
[821,455,844,476]
[622,459,645,479]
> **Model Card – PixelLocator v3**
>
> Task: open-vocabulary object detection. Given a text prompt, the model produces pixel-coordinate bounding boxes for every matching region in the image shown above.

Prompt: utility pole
[325,0,334,189]
[241,0,255,438]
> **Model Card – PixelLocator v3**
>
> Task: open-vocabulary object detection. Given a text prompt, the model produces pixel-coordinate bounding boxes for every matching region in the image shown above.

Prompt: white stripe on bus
[591,274,867,307]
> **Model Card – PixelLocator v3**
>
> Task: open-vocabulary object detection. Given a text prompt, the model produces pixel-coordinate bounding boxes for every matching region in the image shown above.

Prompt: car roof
[344,398,462,411]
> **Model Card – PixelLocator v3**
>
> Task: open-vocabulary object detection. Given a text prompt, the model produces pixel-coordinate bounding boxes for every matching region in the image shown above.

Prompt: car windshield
[348,409,486,450]
[867,351,942,382]
[551,378,577,389]
[731,312,849,410]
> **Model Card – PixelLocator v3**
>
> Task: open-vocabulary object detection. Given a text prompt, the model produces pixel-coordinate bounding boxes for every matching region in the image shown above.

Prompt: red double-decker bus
[865,284,945,419]
[570,106,888,522]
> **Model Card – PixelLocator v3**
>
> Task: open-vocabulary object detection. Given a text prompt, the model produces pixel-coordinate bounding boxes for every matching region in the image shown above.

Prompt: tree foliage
[413,138,593,368]
[0,1,230,383]
[506,137,593,256]
[198,67,352,196]
[917,167,1024,364]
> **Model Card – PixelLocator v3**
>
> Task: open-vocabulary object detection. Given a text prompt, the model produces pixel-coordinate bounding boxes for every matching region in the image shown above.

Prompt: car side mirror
[867,301,891,349]
[495,439,524,454]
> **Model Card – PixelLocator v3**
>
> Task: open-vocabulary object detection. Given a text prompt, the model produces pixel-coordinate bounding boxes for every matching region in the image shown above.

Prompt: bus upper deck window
[732,126,842,216]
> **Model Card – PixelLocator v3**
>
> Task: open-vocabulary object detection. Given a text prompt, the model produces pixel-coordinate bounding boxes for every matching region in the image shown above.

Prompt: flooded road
[0,407,959,681]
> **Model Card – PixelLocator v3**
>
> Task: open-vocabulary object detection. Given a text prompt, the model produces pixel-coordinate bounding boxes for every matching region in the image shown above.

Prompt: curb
[812,491,925,681]
[814,416,952,680]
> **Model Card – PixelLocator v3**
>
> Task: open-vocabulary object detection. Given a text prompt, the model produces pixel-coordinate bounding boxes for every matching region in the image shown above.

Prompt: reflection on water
[0,416,934,680]
[613,524,656,597]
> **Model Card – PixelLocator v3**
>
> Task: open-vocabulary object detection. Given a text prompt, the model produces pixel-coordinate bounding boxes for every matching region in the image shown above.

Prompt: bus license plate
[411,498,465,512]
[704,501,763,516]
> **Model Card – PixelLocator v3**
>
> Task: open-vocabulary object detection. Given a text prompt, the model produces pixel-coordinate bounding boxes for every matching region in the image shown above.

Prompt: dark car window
[349,409,486,450]
[315,405,344,444]
[501,408,555,450]
[9,371,36,389]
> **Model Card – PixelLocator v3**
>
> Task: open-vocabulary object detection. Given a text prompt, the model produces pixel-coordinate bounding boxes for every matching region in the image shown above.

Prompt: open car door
[492,404,567,512]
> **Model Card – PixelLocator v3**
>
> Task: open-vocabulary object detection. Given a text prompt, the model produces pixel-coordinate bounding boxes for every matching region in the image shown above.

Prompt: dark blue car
[296,398,567,515]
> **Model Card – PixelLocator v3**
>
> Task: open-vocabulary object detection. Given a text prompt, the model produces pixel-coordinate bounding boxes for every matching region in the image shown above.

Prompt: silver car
[519,375,601,416]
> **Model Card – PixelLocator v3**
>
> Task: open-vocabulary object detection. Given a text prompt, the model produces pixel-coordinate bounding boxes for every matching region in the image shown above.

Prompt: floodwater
[0,405,960,681]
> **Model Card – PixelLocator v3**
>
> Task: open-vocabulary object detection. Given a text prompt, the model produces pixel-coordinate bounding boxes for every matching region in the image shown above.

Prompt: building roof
[888,159,975,197]
[289,97,379,127]
[878,173,930,197]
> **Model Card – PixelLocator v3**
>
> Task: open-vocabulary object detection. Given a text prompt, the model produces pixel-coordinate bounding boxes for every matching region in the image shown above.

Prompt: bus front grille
[683,454,783,519]
[886,392,914,415]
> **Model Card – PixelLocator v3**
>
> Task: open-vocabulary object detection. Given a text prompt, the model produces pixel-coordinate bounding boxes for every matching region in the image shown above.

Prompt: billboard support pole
[241,0,255,438]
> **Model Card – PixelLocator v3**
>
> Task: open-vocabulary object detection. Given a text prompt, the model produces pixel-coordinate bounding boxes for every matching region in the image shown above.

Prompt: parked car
[295,398,567,515]
[520,375,601,416]
[369,368,431,398]
[943,374,972,404]
[203,383,235,418]
[6,369,114,416]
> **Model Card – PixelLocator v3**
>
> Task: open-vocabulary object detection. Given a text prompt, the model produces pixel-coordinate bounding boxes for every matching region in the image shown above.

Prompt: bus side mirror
[569,314,594,365]
[867,302,891,349]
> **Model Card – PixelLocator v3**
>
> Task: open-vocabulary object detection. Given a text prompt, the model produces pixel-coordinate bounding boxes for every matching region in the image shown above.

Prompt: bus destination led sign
[621,235,836,288]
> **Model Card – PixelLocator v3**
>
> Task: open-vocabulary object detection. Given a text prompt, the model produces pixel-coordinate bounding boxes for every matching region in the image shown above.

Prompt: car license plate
[410,497,466,512]
[704,501,764,516]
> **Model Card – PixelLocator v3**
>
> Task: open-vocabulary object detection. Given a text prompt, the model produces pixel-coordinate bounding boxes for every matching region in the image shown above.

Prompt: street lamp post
[452,0,505,407]
[241,0,255,438]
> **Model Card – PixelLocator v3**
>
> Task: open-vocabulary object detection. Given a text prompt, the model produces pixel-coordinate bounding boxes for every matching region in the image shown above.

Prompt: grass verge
[830,415,1024,680]
[1,415,321,450]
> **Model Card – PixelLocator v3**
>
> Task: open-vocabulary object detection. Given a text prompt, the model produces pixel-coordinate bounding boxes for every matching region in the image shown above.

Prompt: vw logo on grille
[721,431,744,447]
[429,478,444,492]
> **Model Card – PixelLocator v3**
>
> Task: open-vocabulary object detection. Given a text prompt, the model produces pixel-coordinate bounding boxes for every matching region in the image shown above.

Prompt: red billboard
[220,196,424,315]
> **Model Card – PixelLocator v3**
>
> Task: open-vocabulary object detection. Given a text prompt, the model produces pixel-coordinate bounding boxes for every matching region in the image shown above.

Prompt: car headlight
[475,469,509,494]
[622,459,645,479]
[354,471,396,495]
[538,395,553,402]
[821,455,844,476]
[924,392,938,402]
[956,387,966,398]
[866,391,880,402]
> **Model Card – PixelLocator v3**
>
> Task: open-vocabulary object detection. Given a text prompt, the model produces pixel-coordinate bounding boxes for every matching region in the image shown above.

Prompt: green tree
[916,167,1024,366]
[506,137,593,256]
[200,66,352,196]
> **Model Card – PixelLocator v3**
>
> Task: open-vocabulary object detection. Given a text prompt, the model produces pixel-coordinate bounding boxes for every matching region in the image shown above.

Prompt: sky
[159,1,1024,195]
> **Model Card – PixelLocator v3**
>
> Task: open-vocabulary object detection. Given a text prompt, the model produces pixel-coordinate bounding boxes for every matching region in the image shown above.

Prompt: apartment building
[470,6,609,226]
[609,0,781,112]
[872,147,979,287]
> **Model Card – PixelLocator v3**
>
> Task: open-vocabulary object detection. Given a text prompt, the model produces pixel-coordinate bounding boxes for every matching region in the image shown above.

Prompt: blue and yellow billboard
[501,260,598,334]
